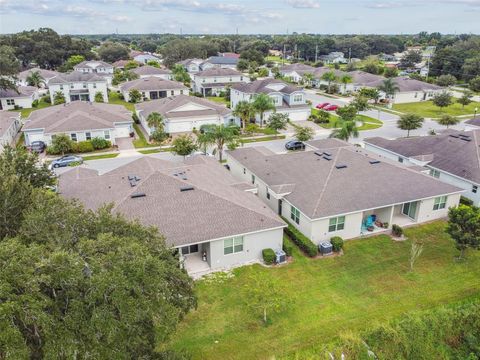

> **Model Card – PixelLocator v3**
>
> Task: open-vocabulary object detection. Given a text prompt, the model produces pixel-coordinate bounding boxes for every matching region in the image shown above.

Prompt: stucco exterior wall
[49,81,108,104]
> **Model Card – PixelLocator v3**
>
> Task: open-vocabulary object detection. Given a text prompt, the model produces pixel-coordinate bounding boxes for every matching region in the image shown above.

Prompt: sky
[0,0,479,35]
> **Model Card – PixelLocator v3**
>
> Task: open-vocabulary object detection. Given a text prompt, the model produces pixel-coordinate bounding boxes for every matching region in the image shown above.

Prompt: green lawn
[11,98,52,119]
[167,221,480,359]
[138,147,173,154]
[108,91,135,112]
[240,135,286,143]
[393,100,480,118]
[132,123,162,148]
[82,153,119,161]
[206,96,230,107]
[312,109,382,131]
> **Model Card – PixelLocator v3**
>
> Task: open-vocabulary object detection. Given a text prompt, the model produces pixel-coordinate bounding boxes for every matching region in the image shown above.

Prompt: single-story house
[226,138,463,244]
[364,130,480,206]
[22,101,133,146]
[200,56,239,70]
[136,94,236,135]
[131,65,172,80]
[279,63,316,83]
[230,78,311,122]
[16,67,60,88]
[73,60,114,85]
[112,59,142,69]
[192,68,247,96]
[368,76,443,103]
[318,52,347,64]
[312,67,348,88]
[48,72,109,104]
[0,86,39,110]
[130,51,162,64]
[0,111,21,151]
[120,77,188,102]
[57,156,286,277]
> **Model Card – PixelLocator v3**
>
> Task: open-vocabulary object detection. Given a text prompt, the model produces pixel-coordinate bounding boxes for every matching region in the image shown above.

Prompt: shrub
[132,113,140,124]
[262,127,277,135]
[90,137,111,150]
[41,94,51,104]
[330,236,344,252]
[460,196,474,207]
[392,224,403,237]
[32,99,39,108]
[245,123,260,135]
[262,248,276,265]
[73,141,94,153]
[282,238,293,257]
[282,217,317,257]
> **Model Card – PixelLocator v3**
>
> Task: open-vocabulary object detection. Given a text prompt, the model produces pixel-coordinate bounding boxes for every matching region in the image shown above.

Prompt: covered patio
[360,202,418,235]
[179,242,212,278]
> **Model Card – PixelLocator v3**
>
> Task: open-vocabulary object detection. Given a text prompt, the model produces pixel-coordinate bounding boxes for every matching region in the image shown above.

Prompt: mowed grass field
[393,100,480,118]
[166,221,480,360]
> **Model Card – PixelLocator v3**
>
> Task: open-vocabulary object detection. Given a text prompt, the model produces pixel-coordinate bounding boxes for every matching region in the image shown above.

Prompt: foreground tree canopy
[0,146,196,359]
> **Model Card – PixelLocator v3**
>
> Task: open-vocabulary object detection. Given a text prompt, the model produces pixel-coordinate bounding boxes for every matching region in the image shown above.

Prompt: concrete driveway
[116,137,135,151]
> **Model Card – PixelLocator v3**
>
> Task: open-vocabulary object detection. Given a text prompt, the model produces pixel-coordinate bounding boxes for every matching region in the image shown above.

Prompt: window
[430,169,440,178]
[328,216,345,232]
[243,168,246,174]
[85,132,91,141]
[70,84,74,89]
[171,90,174,96]
[104,130,110,140]
[181,244,199,255]
[83,83,87,89]
[293,94,303,102]
[93,83,96,88]
[60,85,63,90]
[6,99,15,106]
[180,90,184,95]
[266,187,270,200]
[414,92,418,98]
[240,76,243,81]
[229,77,232,81]
[290,206,300,224]
[473,185,478,194]
[70,133,77,142]
[251,174,255,184]
[224,236,243,255]
[398,157,404,163]
[433,196,447,210]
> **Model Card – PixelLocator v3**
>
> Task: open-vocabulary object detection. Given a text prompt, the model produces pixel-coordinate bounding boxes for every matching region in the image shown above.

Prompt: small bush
[41,94,51,104]
[262,248,275,265]
[73,141,94,153]
[132,113,140,124]
[68,161,82,167]
[330,236,344,252]
[32,99,39,108]
[91,137,111,150]
[283,238,293,257]
[392,224,403,237]
[460,196,474,207]
[282,217,317,257]
[46,146,59,155]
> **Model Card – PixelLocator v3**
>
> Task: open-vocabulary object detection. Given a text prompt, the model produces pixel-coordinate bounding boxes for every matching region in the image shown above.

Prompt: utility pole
[283,44,286,65]
[426,46,435,81]
[315,44,318,63]
[180,27,183,36]
[348,47,351,63]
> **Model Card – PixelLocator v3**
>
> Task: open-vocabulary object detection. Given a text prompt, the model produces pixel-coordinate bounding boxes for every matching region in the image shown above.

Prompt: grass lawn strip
[138,147,173,154]
[83,153,119,161]
[108,91,135,112]
[393,100,480,118]
[240,135,286,143]
[311,109,382,130]
[167,221,480,360]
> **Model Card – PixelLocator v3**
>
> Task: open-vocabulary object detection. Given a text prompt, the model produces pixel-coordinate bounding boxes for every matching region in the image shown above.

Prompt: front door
[70,94,80,102]
[150,91,159,100]
[402,201,418,220]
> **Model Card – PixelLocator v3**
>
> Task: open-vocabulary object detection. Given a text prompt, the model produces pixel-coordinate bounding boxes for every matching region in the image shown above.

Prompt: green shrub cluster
[460,196,474,207]
[262,248,275,265]
[392,224,403,237]
[309,110,330,124]
[47,137,111,155]
[282,237,293,256]
[73,141,94,153]
[282,217,317,257]
[90,137,111,150]
[330,236,344,252]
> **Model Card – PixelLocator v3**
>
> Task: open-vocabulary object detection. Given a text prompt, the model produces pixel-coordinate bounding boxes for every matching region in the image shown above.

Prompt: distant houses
[130,51,162,64]
[16,67,60,88]
[0,111,21,151]
[192,68,247,96]
[0,86,39,110]
[73,60,114,85]
[130,65,172,80]
[178,56,240,74]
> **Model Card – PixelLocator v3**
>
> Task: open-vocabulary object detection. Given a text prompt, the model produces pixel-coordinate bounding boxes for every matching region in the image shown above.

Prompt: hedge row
[282,217,317,257]
[282,237,294,256]
[262,248,275,265]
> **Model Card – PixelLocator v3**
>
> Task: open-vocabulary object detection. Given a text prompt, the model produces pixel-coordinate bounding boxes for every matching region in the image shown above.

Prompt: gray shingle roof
[131,65,172,76]
[347,71,385,86]
[17,67,60,81]
[74,60,113,69]
[0,86,37,99]
[58,156,285,247]
[23,102,132,133]
[231,78,303,95]
[48,72,107,84]
[279,63,316,75]
[0,111,19,139]
[205,56,238,65]
[195,68,243,77]
[312,67,347,79]
[368,76,442,92]
[120,77,187,92]
[365,130,480,184]
[228,140,462,219]
[135,94,231,119]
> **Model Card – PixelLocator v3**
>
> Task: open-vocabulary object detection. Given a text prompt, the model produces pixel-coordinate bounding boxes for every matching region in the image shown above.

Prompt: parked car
[49,155,83,169]
[285,140,305,151]
[324,104,339,111]
[28,141,46,153]
[316,102,330,109]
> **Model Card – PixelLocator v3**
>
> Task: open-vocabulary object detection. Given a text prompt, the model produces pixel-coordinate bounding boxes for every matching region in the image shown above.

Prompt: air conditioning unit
[275,249,287,264]
[319,242,333,255]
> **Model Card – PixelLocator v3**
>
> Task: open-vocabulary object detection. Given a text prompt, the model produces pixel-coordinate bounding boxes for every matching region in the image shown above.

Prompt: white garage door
[26,132,45,145]
[288,109,310,122]
[167,121,193,134]
[115,125,131,138]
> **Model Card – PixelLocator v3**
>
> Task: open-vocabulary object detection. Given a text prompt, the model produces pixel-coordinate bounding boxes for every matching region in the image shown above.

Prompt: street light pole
[475,107,478,120]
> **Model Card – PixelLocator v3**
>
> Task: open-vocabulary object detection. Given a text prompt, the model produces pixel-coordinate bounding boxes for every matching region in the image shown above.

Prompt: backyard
[393,100,480,118]
[12,97,52,118]
[108,91,135,112]
[167,221,480,359]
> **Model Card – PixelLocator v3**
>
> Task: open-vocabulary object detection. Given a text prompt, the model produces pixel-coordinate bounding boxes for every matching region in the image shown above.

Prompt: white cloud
[286,0,320,8]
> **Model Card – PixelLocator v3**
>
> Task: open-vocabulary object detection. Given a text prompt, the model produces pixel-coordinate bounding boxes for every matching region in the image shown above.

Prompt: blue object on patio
[365,215,374,227]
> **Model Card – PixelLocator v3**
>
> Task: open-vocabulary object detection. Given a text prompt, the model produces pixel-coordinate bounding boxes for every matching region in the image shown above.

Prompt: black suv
[29,141,46,153]
[285,140,305,151]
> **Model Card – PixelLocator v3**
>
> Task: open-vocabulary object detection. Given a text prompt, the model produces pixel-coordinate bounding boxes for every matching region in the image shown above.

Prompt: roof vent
[323,151,332,157]
[323,156,332,161]
[180,186,194,192]
[369,160,381,164]
[460,137,471,142]
[314,151,323,157]
[130,192,146,198]
[335,164,347,169]
[449,134,459,138]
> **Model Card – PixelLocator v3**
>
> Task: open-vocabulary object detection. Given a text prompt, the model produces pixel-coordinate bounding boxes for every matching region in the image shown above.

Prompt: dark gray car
[285,140,305,151]
[49,155,83,169]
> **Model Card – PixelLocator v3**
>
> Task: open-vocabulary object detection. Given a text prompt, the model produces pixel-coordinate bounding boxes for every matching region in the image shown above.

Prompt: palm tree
[397,113,424,137]
[252,93,275,127]
[302,72,314,87]
[204,125,239,162]
[340,74,353,94]
[233,101,255,130]
[26,70,45,88]
[438,114,460,129]
[196,132,213,155]
[330,120,359,142]
[321,71,338,93]
[146,112,164,131]
[377,78,400,103]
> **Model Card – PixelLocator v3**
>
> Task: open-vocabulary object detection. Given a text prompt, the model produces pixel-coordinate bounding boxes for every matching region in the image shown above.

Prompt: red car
[316,102,330,109]
[324,104,339,111]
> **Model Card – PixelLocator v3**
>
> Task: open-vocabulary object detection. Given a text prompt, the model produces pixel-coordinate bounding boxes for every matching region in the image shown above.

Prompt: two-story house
[48,72,109,104]
[131,65,172,80]
[230,78,310,122]
[73,60,114,85]
[192,68,247,96]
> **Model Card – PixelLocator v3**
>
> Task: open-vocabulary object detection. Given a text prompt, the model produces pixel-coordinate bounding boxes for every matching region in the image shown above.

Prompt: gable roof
[0,86,37,99]
[17,67,60,81]
[131,65,172,76]
[205,56,238,65]
[312,67,347,79]
[58,156,285,247]
[0,111,19,139]
[48,72,107,84]
[177,58,204,67]
[279,63,316,76]
[348,70,385,85]
[23,102,132,133]
[231,78,303,95]
[135,94,231,119]
[365,130,480,184]
[74,60,113,69]
[368,76,442,92]
[120,77,187,92]
[195,68,243,77]
[228,139,462,219]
